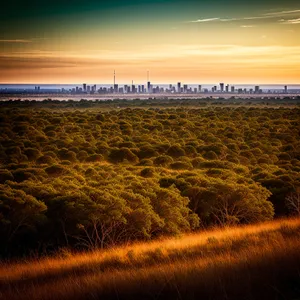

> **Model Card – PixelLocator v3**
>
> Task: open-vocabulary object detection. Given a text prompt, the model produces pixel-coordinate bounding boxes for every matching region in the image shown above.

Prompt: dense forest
[0,102,299,258]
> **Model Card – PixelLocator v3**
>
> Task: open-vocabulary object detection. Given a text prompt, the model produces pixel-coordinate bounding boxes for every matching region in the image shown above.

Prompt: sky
[1,0,300,84]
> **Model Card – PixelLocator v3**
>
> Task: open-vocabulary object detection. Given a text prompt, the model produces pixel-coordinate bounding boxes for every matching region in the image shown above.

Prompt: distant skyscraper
[220,83,224,92]
[83,83,87,92]
[198,85,202,93]
[147,81,151,93]
[255,86,260,94]
[231,86,235,93]
[183,84,188,93]
[284,85,288,93]
[177,82,181,93]
[114,84,118,93]
[225,84,229,93]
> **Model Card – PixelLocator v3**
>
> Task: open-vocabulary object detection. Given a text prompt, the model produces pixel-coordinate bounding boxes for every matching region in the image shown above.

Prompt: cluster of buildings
[66,82,289,95]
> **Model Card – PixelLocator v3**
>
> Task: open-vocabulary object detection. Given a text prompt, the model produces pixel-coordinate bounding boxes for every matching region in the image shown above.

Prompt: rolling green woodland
[0,100,299,258]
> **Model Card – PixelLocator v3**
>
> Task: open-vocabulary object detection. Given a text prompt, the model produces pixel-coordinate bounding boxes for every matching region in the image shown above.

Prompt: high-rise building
[284,85,288,93]
[83,83,87,92]
[114,84,118,93]
[198,85,202,93]
[177,82,181,93]
[183,84,188,93]
[225,84,229,93]
[147,81,151,93]
[231,86,235,93]
[255,86,260,94]
[220,83,224,92]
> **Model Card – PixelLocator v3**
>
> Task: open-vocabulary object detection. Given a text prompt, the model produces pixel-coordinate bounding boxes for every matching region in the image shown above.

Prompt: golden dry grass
[1,217,300,300]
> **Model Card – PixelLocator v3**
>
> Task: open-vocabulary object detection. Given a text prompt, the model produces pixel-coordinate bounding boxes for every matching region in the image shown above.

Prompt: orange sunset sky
[1,0,300,84]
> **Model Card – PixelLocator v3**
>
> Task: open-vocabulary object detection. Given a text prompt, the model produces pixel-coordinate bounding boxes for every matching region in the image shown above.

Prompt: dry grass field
[1,217,300,300]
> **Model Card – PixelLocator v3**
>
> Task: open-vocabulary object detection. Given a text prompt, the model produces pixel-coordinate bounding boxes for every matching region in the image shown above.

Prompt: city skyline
[1,0,300,84]
[2,81,298,96]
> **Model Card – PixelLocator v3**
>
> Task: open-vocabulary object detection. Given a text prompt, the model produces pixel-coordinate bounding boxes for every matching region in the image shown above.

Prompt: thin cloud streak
[264,9,300,16]
[187,8,300,24]
[280,18,300,24]
[0,39,32,43]
[187,18,220,23]
[2,45,300,62]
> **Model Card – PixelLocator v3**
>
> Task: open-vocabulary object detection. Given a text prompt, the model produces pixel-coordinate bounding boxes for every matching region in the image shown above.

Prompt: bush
[140,167,155,177]
[45,164,67,176]
[138,159,153,166]
[153,155,173,166]
[109,148,139,163]
[24,148,41,161]
[203,151,218,160]
[0,169,14,183]
[167,145,186,158]
[36,155,56,165]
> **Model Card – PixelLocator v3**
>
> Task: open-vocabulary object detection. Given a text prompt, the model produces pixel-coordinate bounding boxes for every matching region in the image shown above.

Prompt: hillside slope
[1,218,300,300]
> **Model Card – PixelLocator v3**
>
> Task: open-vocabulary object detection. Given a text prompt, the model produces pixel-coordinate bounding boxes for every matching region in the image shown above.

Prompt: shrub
[109,148,139,163]
[36,155,56,165]
[140,168,155,177]
[45,164,67,176]
[0,169,14,184]
[138,159,153,166]
[166,145,186,158]
[138,146,158,159]
[12,169,36,182]
[203,151,218,160]
[153,155,173,166]
[24,148,41,161]
[57,149,77,162]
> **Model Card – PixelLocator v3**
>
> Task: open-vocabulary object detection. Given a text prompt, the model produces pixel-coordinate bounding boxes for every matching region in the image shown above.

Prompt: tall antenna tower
[147,70,149,82]
[114,70,116,85]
